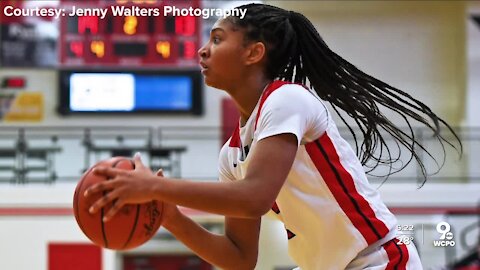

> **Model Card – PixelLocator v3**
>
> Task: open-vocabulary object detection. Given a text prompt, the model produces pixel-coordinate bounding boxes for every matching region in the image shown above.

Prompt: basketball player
[85,4,461,269]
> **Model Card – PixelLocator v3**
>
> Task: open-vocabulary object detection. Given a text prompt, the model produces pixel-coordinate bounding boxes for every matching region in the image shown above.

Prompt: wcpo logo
[433,221,455,247]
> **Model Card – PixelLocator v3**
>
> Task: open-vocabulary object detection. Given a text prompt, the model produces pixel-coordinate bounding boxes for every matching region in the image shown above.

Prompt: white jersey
[219,81,423,270]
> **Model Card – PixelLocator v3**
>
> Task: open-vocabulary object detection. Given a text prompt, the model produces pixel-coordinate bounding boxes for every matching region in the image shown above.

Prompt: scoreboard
[59,0,201,67]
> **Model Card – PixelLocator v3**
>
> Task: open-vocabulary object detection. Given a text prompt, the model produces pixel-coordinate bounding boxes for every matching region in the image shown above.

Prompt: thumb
[155,169,164,177]
[133,152,145,169]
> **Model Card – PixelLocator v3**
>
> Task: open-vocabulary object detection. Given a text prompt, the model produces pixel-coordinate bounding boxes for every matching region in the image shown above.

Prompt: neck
[227,76,272,125]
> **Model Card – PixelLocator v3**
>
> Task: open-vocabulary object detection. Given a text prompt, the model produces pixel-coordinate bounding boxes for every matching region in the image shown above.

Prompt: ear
[243,42,266,66]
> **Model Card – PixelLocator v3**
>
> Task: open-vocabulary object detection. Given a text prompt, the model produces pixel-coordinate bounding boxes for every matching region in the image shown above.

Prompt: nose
[198,42,208,58]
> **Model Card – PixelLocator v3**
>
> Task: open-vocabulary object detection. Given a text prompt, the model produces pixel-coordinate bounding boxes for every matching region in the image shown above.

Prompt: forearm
[152,178,270,218]
[163,210,256,269]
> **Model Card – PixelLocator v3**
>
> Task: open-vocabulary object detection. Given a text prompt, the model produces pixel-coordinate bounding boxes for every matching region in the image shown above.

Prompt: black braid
[226,3,462,185]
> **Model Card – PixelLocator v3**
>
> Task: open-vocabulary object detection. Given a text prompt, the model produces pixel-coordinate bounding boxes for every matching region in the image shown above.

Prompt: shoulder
[255,83,330,144]
[267,83,315,102]
[265,83,322,106]
[261,83,327,117]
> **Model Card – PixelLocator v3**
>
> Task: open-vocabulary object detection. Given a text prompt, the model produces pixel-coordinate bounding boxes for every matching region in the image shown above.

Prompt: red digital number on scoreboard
[59,0,201,67]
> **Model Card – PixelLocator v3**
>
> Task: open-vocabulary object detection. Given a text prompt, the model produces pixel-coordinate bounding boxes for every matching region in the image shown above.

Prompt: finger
[84,180,116,197]
[88,189,119,214]
[103,198,125,222]
[155,169,164,177]
[92,166,123,178]
[133,152,145,169]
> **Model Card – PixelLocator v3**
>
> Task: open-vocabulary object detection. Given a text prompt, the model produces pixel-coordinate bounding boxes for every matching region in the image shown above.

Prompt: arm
[163,207,261,270]
[153,133,297,217]
[85,133,298,220]
[143,171,262,269]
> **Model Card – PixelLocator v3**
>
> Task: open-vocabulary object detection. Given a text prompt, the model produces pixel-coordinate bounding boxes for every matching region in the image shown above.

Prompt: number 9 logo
[436,221,451,240]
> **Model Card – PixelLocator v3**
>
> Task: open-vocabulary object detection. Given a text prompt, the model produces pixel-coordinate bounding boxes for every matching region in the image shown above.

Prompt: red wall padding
[48,243,101,270]
[124,255,213,270]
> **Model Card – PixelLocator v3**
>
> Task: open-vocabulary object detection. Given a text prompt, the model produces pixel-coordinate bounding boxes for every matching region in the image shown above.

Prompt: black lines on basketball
[73,156,163,250]
[100,192,109,248]
[123,205,141,249]
[121,159,141,249]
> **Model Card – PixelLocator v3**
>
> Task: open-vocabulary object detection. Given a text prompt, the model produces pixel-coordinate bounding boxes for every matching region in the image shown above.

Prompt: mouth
[199,61,208,70]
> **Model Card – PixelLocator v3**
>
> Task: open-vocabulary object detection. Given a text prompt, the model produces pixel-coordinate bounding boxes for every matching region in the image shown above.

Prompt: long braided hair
[226,3,462,185]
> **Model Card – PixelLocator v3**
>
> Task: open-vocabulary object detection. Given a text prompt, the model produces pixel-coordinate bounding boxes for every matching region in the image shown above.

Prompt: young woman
[85,3,461,269]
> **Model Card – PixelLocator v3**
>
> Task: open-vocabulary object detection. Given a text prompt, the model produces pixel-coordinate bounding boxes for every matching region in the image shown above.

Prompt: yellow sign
[3,92,44,122]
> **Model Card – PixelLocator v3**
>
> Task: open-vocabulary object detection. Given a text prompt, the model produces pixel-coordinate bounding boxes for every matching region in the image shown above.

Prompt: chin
[203,77,226,91]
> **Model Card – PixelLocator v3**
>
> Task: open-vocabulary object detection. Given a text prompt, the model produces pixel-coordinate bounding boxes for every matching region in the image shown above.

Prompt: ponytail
[228,4,462,184]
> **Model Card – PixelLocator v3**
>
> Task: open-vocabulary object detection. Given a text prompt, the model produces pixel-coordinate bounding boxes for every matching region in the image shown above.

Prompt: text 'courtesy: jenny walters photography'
[2,4,247,20]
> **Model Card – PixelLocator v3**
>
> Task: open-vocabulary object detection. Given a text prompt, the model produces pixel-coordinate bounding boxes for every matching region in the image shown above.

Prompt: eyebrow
[210,27,225,34]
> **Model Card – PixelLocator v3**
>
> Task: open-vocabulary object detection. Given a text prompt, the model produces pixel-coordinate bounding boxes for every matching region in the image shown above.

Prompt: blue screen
[69,73,193,112]
[135,75,192,110]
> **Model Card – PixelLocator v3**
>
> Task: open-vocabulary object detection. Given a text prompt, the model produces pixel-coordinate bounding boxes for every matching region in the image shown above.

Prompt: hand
[84,153,162,222]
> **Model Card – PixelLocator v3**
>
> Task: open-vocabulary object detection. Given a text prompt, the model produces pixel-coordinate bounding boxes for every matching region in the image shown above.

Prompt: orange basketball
[73,156,163,250]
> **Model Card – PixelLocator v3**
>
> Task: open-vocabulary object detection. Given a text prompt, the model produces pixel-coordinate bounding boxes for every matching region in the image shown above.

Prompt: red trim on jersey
[229,121,241,148]
[272,201,280,214]
[305,132,390,245]
[384,238,409,270]
[230,80,291,147]
[254,80,291,130]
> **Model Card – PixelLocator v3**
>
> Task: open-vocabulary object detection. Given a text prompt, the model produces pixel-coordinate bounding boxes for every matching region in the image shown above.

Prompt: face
[198,19,250,90]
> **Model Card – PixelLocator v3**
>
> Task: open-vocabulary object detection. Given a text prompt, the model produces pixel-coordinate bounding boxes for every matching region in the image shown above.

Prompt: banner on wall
[0,91,44,122]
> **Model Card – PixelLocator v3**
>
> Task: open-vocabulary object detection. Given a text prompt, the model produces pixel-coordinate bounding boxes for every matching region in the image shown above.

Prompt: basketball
[73,156,164,250]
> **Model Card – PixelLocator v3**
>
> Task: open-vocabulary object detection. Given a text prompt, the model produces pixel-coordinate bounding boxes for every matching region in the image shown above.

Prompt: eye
[212,36,221,44]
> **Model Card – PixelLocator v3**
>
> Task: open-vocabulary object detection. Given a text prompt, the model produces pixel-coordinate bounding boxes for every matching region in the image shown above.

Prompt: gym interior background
[0,1,479,269]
